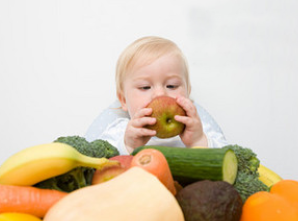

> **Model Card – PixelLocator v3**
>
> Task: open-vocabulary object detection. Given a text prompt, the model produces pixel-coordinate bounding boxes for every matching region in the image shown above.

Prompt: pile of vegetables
[0,136,296,221]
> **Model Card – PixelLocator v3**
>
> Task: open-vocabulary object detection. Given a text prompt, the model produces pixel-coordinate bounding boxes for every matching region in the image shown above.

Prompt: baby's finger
[132,108,153,119]
[128,126,156,138]
[174,115,192,126]
[176,96,197,117]
[132,117,156,128]
[137,127,157,137]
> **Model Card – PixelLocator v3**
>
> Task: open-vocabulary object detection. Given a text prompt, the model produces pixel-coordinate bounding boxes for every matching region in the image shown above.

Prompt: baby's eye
[139,86,151,90]
[166,85,178,89]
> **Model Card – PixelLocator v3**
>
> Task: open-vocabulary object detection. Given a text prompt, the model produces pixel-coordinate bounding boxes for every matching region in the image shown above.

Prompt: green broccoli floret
[224,144,270,202]
[54,135,119,158]
[233,172,269,202]
[54,136,91,156]
[90,139,119,158]
[228,144,260,175]
[34,167,90,192]
[34,136,119,192]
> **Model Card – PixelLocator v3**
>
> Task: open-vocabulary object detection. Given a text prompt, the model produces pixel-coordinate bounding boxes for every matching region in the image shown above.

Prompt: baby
[86,36,228,154]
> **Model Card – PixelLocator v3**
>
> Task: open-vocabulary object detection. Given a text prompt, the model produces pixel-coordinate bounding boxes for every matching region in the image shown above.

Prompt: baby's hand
[124,108,156,153]
[174,96,208,147]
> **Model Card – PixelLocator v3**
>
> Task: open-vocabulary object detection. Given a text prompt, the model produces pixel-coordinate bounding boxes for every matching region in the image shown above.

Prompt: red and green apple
[146,96,186,138]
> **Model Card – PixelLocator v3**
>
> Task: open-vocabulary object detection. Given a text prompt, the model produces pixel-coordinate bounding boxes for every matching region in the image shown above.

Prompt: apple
[92,166,127,184]
[146,96,186,138]
[92,155,133,184]
[109,155,134,169]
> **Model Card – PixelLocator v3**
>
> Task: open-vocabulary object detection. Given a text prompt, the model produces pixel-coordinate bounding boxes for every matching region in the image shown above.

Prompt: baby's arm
[174,96,208,147]
[124,108,156,153]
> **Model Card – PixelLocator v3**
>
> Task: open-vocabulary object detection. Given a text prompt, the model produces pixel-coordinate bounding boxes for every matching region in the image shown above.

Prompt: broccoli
[224,144,269,202]
[90,139,119,158]
[54,136,94,157]
[54,135,119,158]
[34,167,92,192]
[34,136,119,192]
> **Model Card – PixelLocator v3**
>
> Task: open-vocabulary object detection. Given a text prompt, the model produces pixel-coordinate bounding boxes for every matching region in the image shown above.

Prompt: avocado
[176,180,243,221]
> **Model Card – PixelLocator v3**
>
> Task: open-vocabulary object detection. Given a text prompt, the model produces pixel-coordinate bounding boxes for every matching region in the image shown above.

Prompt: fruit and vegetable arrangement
[0,137,292,221]
[0,96,296,220]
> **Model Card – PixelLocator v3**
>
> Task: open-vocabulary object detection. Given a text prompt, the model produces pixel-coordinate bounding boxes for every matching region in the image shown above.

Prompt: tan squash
[44,167,185,221]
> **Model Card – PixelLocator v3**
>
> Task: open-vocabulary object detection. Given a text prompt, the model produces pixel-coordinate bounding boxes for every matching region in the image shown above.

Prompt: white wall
[1,0,297,179]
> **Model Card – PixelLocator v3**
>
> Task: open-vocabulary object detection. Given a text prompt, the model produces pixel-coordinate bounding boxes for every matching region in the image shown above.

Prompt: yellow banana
[258,164,283,188]
[191,146,208,149]
[0,142,119,186]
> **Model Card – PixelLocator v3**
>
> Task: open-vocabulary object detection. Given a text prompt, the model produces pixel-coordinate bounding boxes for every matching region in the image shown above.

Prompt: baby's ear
[117,92,128,111]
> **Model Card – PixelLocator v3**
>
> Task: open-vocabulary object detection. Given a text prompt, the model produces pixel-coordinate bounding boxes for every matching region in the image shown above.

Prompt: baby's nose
[153,88,167,97]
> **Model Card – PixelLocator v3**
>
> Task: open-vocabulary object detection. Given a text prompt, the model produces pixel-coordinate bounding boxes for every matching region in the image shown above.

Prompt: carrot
[131,148,176,195]
[0,184,67,218]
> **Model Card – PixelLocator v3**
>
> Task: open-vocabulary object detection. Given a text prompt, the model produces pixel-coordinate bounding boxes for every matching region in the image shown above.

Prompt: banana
[0,142,119,186]
[191,146,208,149]
[258,164,283,188]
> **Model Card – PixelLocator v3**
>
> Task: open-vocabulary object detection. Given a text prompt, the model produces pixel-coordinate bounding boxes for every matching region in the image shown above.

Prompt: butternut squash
[44,167,185,221]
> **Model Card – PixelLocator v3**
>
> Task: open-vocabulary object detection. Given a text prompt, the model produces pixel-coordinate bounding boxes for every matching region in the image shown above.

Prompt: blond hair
[115,36,191,98]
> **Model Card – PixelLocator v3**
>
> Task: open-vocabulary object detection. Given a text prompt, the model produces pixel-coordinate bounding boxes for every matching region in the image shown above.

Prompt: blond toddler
[86,36,228,154]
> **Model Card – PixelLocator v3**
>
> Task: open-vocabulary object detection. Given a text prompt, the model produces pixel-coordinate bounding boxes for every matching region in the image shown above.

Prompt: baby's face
[119,53,188,118]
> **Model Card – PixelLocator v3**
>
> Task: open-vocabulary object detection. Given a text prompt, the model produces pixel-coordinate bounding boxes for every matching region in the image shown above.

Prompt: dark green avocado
[176,180,243,221]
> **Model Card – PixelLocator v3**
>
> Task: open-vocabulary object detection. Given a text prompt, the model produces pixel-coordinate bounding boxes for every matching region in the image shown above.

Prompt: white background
[1,0,297,179]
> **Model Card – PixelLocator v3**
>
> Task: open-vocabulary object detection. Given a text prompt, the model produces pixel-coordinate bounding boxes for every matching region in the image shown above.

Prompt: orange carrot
[0,184,67,218]
[131,148,176,195]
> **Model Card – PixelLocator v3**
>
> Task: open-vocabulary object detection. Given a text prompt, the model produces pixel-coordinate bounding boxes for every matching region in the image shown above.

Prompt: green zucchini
[131,146,238,186]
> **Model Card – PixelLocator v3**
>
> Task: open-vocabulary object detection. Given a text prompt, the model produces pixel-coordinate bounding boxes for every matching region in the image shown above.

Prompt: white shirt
[85,100,228,155]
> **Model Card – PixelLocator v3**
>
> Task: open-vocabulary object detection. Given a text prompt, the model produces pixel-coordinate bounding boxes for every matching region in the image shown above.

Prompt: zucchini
[131,146,238,186]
